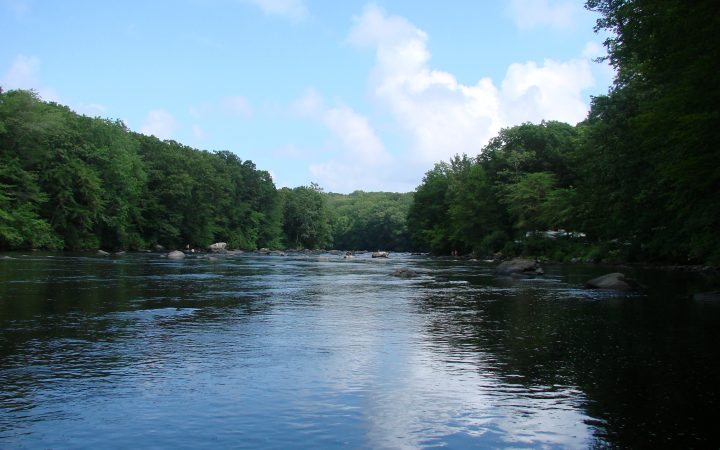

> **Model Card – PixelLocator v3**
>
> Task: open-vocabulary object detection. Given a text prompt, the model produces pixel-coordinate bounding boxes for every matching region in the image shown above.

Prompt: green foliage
[280,184,332,250]
[406,162,452,253]
[408,124,580,256]
[446,156,505,254]
[406,3,719,264]
[501,172,557,233]
[581,0,720,263]
[0,89,282,251]
[326,191,413,251]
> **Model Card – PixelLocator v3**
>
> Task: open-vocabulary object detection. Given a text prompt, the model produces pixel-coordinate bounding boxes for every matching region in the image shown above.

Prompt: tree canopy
[406,0,719,264]
[0,89,281,251]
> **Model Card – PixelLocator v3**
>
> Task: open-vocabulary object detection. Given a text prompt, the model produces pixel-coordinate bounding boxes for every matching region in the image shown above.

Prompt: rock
[693,291,720,302]
[372,251,389,258]
[390,268,420,278]
[167,250,186,260]
[585,272,634,291]
[496,258,543,277]
[153,244,165,252]
[0,255,15,260]
[208,242,227,253]
[97,250,110,256]
[114,251,126,256]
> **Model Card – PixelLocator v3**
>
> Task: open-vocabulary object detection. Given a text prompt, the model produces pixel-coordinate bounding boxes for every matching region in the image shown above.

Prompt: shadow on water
[414,259,720,448]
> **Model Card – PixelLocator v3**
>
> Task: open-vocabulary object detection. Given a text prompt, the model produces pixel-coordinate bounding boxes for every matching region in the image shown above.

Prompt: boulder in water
[390,268,420,278]
[496,258,543,277]
[585,272,635,291]
[693,291,720,302]
[208,242,227,253]
[167,250,186,260]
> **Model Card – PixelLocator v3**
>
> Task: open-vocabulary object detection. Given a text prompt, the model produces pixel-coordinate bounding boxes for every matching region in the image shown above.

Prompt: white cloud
[192,123,206,140]
[271,144,307,159]
[189,102,212,119]
[242,0,307,20]
[507,0,582,30]
[291,89,397,192]
[290,88,324,117]
[2,54,39,87]
[141,109,178,140]
[1,54,60,101]
[222,95,253,117]
[74,103,108,117]
[501,58,594,125]
[348,4,595,166]
[2,56,118,120]
[2,0,30,16]
[190,96,253,118]
[322,104,389,166]
[581,40,605,60]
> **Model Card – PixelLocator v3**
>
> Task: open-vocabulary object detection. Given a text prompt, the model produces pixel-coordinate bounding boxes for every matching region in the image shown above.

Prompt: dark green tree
[582,0,720,262]
[281,184,332,249]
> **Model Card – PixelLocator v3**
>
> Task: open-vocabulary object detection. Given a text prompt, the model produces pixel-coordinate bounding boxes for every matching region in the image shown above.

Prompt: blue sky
[1,0,613,193]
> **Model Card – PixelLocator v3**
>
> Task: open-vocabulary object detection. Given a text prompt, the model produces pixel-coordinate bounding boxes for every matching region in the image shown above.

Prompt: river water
[0,252,718,449]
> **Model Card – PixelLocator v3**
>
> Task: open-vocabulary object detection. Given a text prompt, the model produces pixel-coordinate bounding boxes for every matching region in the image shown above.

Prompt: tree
[501,172,557,233]
[326,191,413,251]
[583,0,720,262]
[281,184,332,249]
[407,162,453,253]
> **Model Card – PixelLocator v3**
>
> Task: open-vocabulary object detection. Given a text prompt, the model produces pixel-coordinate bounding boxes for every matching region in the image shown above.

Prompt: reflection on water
[1,253,719,448]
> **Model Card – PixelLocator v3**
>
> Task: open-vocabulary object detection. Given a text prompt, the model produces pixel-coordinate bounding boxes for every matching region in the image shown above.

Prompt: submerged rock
[496,258,543,277]
[167,250,186,260]
[390,268,420,278]
[585,272,635,291]
[693,291,720,302]
[372,251,389,258]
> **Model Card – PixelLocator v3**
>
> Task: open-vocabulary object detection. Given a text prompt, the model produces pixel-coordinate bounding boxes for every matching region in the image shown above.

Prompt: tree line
[407,0,719,265]
[0,89,412,252]
[1,0,717,264]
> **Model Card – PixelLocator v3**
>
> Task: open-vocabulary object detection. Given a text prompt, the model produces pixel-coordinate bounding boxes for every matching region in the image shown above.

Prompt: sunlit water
[1,252,718,448]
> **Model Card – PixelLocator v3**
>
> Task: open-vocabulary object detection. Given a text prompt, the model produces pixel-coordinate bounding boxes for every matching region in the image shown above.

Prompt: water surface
[1,253,718,448]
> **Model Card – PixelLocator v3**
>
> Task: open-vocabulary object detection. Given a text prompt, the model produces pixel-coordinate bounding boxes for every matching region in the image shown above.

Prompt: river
[1,252,718,448]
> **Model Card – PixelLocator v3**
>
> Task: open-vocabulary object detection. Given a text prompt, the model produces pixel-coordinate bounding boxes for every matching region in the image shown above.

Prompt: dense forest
[1,0,717,264]
[0,88,280,251]
[0,90,411,252]
[409,0,719,264]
